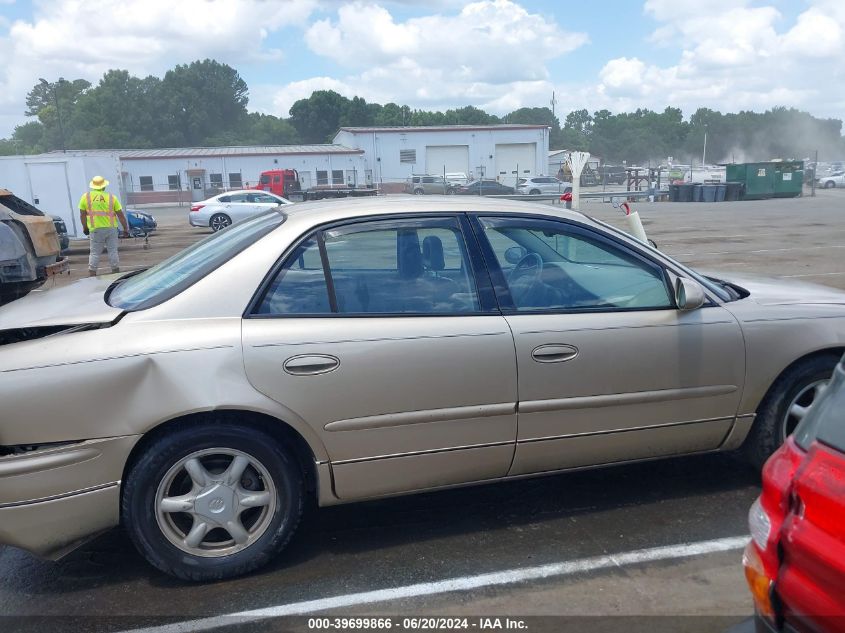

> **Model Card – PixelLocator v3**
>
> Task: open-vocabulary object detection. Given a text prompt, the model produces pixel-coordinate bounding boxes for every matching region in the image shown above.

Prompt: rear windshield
[0,194,44,216]
[108,211,285,311]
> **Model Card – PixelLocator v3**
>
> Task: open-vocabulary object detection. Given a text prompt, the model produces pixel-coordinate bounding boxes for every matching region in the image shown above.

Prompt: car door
[223,192,251,222]
[471,214,746,476]
[242,214,517,500]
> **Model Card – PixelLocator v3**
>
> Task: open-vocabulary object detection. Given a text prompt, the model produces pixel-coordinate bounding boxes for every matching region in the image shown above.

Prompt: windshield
[108,211,285,311]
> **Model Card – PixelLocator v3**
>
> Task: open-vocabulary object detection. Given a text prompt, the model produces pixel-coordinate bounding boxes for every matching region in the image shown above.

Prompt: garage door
[425,145,469,177]
[495,143,537,188]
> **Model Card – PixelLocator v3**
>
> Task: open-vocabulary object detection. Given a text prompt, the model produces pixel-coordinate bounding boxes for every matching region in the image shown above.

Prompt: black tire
[209,213,232,232]
[529,189,541,195]
[122,422,304,581]
[825,181,835,189]
[413,189,425,195]
[741,354,839,470]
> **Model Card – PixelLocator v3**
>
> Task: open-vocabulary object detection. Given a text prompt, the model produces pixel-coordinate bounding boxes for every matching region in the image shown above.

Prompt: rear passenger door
[242,215,518,500]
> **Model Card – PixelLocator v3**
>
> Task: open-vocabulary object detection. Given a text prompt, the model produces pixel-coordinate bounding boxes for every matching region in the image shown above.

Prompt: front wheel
[825,181,835,189]
[529,189,541,195]
[209,213,232,232]
[122,422,303,581]
[742,354,838,470]
[413,189,425,195]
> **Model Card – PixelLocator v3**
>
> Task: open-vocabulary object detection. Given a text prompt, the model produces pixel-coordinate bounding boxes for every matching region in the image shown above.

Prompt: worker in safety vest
[78,176,130,276]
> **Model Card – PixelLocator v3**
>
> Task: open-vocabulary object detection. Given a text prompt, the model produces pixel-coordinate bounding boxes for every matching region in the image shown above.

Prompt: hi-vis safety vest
[80,191,121,230]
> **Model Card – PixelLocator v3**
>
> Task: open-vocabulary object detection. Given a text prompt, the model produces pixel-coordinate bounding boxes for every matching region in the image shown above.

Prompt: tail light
[749,497,772,550]
[190,204,204,212]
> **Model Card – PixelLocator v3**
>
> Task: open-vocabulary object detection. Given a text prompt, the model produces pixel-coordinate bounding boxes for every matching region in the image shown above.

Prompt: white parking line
[120,535,748,633]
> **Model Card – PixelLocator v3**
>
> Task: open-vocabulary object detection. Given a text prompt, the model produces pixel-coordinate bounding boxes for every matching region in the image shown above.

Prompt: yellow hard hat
[89,176,109,190]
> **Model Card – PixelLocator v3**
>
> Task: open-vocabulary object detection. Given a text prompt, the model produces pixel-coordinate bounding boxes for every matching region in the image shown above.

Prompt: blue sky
[0,0,842,137]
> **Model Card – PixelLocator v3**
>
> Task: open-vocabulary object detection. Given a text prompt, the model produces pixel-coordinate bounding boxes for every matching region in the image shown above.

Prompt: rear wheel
[742,354,838,470]
[529,189,541,195]
[209,213,232,232]
[413,188,425,195]
[122,422,303,581]
[825,181,835,189]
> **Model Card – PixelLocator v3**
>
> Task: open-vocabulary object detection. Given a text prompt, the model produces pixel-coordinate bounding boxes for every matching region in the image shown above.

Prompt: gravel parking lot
[7,188,844,633]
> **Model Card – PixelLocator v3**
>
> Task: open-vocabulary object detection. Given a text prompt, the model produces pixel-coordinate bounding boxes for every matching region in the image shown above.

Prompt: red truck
[742,353,845,633]
[258,169,377,201]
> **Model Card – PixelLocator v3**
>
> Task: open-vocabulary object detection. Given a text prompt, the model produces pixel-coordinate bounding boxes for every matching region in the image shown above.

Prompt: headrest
[422,235,445,271]
[399,244,424,279]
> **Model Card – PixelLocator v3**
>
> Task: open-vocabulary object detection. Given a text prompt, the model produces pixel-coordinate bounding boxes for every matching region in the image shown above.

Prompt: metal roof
[337,124,549,134]
[115,145,363,160]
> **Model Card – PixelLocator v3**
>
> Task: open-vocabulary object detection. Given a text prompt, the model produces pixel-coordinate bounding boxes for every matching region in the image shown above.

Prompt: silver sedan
[1,197,844,581]
[188,189,292,231]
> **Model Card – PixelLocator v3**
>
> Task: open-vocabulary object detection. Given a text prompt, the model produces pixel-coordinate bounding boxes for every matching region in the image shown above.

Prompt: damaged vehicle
[0,189,68,305]
[1,197,844,581]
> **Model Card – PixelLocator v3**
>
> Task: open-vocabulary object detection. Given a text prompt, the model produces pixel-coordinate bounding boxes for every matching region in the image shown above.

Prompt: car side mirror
[504,246,528,264]
[675,277,706,311]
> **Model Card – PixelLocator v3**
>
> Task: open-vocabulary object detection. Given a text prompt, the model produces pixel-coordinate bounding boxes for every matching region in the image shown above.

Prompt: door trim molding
[519,384,738,414]
[325,402,517,432]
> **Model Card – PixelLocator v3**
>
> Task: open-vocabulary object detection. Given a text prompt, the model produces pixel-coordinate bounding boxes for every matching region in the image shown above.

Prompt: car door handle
[531,344,579,363]
[283,354,340,376]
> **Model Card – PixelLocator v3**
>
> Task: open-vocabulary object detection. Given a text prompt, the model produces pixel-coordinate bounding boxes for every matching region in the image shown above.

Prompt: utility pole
[39,78,66,153]
[701,123,708,167]
[812,149,818,197]
[550,91,558,120]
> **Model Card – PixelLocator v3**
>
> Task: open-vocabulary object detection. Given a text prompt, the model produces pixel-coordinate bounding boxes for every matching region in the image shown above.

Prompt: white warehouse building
[0,124,551,236]
[334,124,550,191]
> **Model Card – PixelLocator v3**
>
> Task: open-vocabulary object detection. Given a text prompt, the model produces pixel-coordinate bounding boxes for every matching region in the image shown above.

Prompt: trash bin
[678,184,693,202]
[702,184,718,202]
[693,184,703,201]
[725,182,742,201]
[669,184,680,202]
[716,184,726,202]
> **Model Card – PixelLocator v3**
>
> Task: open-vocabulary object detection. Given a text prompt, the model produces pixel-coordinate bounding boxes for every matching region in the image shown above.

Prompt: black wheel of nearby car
[529,189,541,195]
[446,188,456,195]
[742,354,839,470]
[413,189,424,195]
[122,422,304,582]
[210,213,232,232]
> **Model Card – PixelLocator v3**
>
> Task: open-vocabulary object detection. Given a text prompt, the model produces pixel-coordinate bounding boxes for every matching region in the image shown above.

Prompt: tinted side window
[255,237,330,315]
[479,218,672,311]
[228,193,249,203]
[324,218,480,314]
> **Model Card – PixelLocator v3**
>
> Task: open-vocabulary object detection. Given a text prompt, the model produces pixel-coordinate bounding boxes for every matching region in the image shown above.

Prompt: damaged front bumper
[0,435,139,559]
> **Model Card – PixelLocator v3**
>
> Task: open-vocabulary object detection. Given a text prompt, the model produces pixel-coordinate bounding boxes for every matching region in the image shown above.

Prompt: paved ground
[8,188,845,632]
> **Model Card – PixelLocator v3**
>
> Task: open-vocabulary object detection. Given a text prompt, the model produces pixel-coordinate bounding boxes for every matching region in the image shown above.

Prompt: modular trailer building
[0,125,552,236]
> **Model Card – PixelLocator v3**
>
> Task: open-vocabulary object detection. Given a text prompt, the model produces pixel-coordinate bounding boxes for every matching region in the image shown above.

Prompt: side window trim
[316,230,339,313]
[468,213,674,314]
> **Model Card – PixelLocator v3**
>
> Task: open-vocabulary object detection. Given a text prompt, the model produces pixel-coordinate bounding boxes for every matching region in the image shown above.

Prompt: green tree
[289,90,350,143]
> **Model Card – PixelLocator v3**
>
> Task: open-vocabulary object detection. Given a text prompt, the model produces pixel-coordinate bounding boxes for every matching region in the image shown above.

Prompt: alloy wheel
[781,380,828,441]
[155,448,277,558]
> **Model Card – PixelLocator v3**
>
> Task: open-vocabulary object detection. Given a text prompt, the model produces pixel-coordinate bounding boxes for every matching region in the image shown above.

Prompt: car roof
[206,189,280,201]
[281,195,587,226]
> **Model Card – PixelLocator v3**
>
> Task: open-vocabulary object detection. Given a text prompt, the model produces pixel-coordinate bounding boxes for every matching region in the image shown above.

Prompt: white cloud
[275,0,587,116]
[580,0,845,119]
[0,0,318,134]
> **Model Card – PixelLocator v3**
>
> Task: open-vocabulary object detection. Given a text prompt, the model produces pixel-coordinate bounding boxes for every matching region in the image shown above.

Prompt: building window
[316,170,329,186]
[167,175,180,191]
[139,176,153,192]
[209,173,223,188]
[400,149,416,164]
[229,173,243,189]
[332,170,344,185]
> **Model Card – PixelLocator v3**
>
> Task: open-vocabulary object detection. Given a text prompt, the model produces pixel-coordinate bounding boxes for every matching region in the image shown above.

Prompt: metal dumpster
[773,160,804,198]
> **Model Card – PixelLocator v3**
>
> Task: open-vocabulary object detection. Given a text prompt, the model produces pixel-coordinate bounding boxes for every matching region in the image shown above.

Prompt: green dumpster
[773,160,804,198]
[726,162,776,200]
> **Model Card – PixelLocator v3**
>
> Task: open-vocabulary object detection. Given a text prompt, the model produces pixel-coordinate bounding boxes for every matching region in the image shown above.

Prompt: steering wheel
[508,252,544,304]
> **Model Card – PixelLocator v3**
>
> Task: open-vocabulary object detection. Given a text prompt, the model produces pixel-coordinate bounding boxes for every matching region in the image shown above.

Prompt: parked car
[817,171,845,188]
[742,353,845,633]
[2,197,845,581]
[404,175,455,195]
[454,179,515,195]
[50,215,70,252]
[0,189,67,306]
[445,172,469,187]
[516,177,572,195]
[127,210,158,237]
[189,189,291,232]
